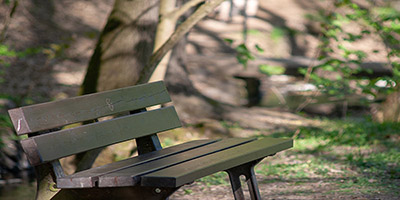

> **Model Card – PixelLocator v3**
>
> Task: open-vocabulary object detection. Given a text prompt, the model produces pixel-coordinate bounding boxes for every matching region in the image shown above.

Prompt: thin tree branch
[137,0,225,84]
[148,0,176,83]
[153,0,177,52]
[166,0,205,21]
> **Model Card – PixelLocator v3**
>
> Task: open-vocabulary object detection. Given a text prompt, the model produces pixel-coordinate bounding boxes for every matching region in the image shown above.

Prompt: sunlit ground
[171,117,400,199]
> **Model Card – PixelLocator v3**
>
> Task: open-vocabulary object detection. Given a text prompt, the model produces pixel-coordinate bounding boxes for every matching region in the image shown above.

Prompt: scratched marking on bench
[100,90,167,111]
[125,90,166,103]
[17,118,22,132]
[105,98,114,111]
[34,89,167,126]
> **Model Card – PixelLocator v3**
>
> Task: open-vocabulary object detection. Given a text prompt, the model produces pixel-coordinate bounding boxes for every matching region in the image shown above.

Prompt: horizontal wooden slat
[57,139,219,188]
[96,138,255,187]
[8,81,170,135]
[140,137,293,188]
[22,106,181,166]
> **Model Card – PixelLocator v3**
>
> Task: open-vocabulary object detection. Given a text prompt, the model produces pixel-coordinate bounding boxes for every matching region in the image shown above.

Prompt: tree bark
[149,0,205,82]
[77,0,225,171]
[137,0,225,84]
[80,0,160,95]
[76,0,159,172]
[148,0,177,83]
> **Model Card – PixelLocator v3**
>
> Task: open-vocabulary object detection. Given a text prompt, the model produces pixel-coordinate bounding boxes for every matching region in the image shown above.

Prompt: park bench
[8,81,292,200]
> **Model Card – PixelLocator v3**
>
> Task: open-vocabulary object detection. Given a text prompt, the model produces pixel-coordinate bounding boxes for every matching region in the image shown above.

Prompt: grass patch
[180,118,399,198]
[255,118,400,195]
[197,171,230,186]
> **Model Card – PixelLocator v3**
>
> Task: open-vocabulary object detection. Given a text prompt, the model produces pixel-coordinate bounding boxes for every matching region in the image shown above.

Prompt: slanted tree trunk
[81,0,225,95]
[80,0,159,95]
[76,0,159,172]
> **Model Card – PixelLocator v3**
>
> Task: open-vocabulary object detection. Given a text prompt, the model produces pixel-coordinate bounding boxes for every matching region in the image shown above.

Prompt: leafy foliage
[225,39,285,76]
[303,0,400,99]
[257,118,400,195]
[270,27,286,42]
[224,39,254,68]
[258,64,285,76]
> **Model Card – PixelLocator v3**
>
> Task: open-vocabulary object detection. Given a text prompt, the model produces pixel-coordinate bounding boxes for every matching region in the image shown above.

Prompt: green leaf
[361,30,371,34]
[375,7,400,21]
[270,27,285,41]
[0,45,17,57]
[223,38,234,44]
[322,64,335,71]
[344,33,363,41]
[298,68,308,75]
[247,29,261,35]
[337,44,346,51]
[365,69,373,74]
[390,21,400,34]
[236,44,248,53]
[255,44,264,53]
[258,64,285,76]
[354,50,367,60]
[328,89,336,95]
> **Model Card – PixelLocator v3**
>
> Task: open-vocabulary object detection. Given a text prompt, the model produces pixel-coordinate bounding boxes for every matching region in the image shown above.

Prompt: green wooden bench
[8,81,292,200]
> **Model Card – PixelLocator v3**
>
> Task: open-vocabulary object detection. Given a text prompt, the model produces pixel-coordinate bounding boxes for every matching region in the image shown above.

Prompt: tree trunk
[80,0,159,95]
[377,89,400,122]
[76,0,159,172]
[77,0,225,171]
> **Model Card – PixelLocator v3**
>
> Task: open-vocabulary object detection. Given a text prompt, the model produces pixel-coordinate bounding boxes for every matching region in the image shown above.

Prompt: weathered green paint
[97,138,255,187]
[25,106,181,165]
[8,81,170,135]
[57,140,218,188]
[140,137,293,187]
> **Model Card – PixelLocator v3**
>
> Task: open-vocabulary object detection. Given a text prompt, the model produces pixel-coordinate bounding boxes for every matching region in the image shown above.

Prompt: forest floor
[167,118,400,199]
[1,0,399,199]
[1,118,399,200]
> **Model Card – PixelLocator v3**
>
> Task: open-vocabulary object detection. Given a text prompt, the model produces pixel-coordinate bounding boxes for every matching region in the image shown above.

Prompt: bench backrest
[8,81,181,166]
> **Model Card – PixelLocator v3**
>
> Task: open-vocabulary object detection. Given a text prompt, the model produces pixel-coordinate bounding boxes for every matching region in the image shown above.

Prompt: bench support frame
[34,162,61,200]
[226,159,262,200]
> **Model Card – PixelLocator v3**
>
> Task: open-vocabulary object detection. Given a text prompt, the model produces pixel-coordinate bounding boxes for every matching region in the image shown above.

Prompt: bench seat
[58,137,291,189]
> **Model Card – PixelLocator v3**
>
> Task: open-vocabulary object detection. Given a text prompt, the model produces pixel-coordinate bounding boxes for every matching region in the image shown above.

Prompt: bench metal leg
[226,160,262,200]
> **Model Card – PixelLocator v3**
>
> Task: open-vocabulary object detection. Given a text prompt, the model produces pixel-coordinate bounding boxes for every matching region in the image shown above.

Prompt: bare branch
[137,0,225,84]
[149,0,176,82]
[167,0,205,21]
